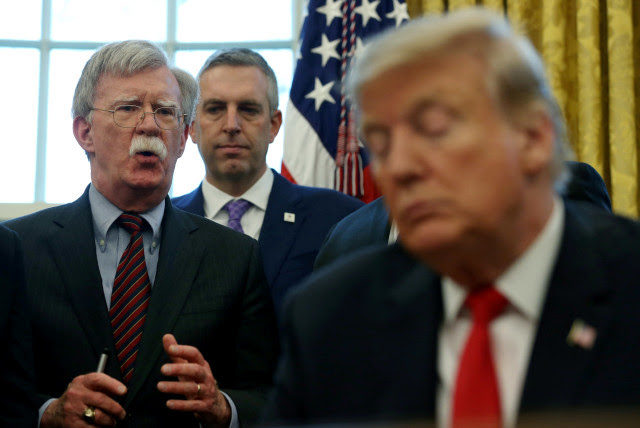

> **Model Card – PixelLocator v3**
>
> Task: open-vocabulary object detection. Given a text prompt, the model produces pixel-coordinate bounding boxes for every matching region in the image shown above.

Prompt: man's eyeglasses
[91,105,185,130]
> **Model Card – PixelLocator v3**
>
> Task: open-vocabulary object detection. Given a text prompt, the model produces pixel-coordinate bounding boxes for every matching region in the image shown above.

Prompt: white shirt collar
[201,168,274,218]
[442,196,565,322]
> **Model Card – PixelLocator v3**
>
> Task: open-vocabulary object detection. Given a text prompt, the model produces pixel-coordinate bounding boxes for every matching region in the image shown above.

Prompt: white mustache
[129,135,167,161]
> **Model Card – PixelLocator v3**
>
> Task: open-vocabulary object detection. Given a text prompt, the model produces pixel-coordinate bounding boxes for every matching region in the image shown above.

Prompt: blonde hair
[347,7,573,188]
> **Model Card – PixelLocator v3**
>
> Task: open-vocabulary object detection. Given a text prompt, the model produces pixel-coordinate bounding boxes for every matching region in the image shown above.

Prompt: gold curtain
[406,0,640,217]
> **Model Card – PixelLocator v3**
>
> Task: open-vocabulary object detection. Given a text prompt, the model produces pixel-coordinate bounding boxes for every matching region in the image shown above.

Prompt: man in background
[264,8,640,427]
[173,48,363,315]
[6,40,277,427]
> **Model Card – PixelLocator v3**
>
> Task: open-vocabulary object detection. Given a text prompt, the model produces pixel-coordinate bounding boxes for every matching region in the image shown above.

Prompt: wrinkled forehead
[358,51,494,110]
[94,67,182,105]
[199,65,269,100]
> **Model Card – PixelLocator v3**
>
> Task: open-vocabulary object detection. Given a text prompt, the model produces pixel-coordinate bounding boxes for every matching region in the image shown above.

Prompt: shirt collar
[442,196,565,323]
[88,184,165,239]
[201,168,273,218]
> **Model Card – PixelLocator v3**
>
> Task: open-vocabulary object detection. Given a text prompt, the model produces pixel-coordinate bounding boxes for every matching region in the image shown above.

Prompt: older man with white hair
[5,40,277,428]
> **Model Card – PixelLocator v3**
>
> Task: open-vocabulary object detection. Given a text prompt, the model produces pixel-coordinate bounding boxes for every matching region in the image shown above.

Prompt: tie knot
[465,287,508,324]
[224,199,252,221]
[117,213,145,234]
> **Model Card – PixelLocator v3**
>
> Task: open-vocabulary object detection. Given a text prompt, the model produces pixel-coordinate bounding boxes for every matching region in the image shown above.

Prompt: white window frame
[0,0,304,220]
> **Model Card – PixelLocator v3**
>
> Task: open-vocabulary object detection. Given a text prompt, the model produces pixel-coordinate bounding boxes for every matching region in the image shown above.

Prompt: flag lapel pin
[567,319,597,349]
[284,212,296,223]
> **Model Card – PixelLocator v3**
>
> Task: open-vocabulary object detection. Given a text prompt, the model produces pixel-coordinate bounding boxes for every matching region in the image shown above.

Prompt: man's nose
[223,109,241,134]
[136,109,161,133]
[386,125,429,181]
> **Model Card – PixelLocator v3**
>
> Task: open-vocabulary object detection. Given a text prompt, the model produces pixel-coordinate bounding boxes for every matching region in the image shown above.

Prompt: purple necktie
[223,199,252,234]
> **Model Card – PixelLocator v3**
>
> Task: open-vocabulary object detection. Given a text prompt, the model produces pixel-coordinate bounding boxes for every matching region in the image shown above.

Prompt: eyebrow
[156,99,180,108]
[237,100,264,110]
[201,98,225,105]
[201,98,264,109]
[111,97,179,109]
[112,96,140,105]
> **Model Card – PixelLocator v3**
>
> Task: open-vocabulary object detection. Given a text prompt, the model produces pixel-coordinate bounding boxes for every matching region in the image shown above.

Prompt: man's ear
[73,116,95,155]
[269,109,283,144]
[178,122,190,158]
[517,104,555,176]
[189,120,198,144]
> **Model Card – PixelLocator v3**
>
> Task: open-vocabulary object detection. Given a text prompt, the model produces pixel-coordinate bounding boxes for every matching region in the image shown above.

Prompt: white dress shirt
[388,219,399,244]
[201,168,273,239]
[437,197,565,428]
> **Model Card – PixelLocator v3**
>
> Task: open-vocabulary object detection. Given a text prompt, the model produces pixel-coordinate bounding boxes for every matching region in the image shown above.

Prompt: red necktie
[109,213,152,383]
[452,286,508,428]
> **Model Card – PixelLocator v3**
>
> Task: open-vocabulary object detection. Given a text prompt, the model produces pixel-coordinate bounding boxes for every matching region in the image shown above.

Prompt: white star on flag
[311,34,341,66]
[305,77,336,111]
[355,0,381,27]
[316,0,344,27]
[386,0,409,27]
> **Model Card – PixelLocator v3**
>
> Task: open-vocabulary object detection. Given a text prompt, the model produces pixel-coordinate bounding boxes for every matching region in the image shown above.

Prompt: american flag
[281,0,409,203]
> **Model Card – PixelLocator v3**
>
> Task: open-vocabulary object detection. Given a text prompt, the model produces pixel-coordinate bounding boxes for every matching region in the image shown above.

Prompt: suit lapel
[258,172,304,285]
[124,202,201,404]
[49,192,117,368]
[519,204,615,411]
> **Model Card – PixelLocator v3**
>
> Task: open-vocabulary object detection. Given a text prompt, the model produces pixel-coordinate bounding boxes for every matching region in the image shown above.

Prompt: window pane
[51,0,166,42]
[177,0,292,42]
[0,48,39,202]
[46,49,95,203]
[170,49,293,197]
[0,0,41,40]
[171,50,215,197]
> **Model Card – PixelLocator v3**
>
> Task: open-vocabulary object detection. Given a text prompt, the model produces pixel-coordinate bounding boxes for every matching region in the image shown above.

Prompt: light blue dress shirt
[89,184,163,306]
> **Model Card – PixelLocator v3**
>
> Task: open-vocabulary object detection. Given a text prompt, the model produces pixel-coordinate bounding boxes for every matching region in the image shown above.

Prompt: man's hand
[41,372,127,427]
[158,333,231,428]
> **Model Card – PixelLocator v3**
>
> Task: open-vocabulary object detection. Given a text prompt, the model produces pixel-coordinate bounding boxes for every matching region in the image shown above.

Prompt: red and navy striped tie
[109,213,152,383]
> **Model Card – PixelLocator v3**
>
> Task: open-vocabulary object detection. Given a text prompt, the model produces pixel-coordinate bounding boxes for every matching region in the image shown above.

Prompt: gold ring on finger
[83,406,96,423]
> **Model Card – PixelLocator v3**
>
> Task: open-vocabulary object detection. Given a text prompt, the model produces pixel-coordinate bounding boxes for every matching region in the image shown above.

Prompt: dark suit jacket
[313,196,389,270]
[264,201,640,425]
[565,160,612,211]
[0,224,37,427]
[173,170,363,314]
[5,188,278,427]
[314,162,612,271]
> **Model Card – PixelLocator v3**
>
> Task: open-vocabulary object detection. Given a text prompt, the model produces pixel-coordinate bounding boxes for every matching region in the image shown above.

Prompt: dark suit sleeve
[564,161,612,211]
[313,197,391,271]
[223,241,280,426]
[0,226,37,427]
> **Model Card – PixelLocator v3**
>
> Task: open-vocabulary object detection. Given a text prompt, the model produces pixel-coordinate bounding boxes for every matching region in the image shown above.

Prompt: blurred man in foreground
[264,8,640,428]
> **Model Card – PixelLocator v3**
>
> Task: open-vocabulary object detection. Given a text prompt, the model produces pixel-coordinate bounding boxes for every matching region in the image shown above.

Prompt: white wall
[0,203,59,221]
